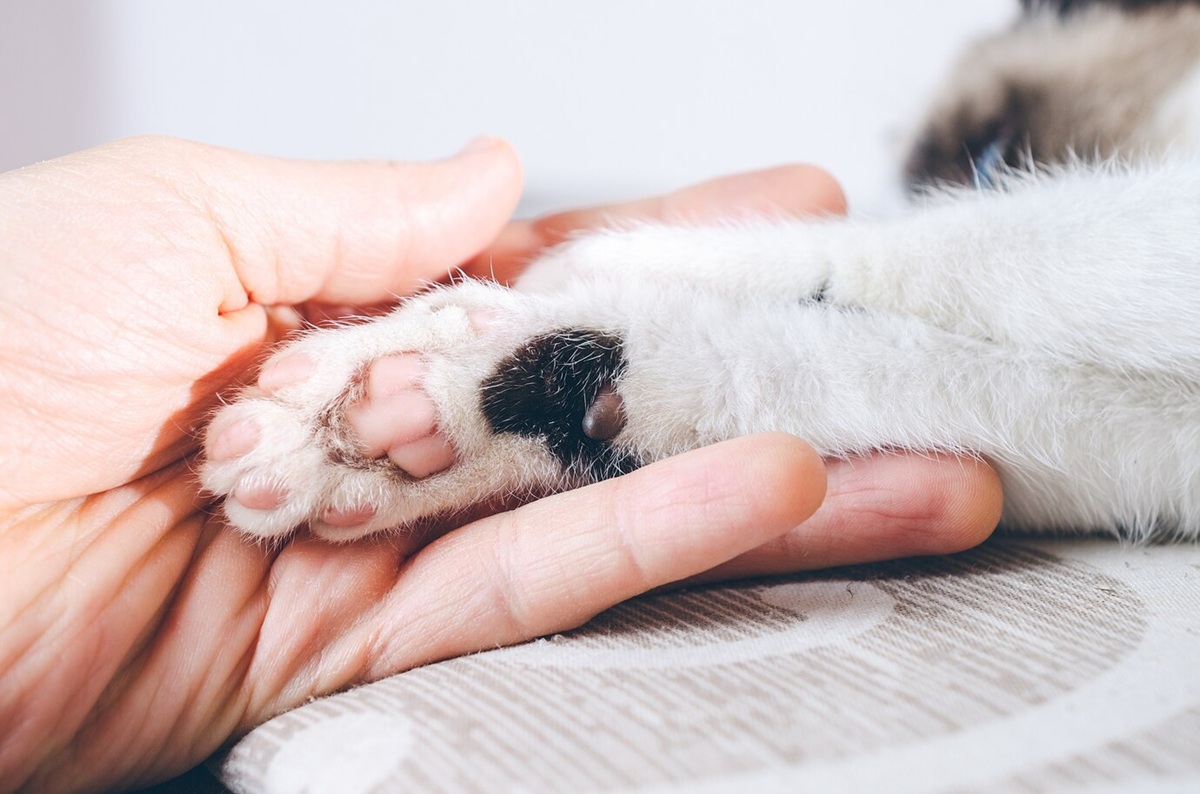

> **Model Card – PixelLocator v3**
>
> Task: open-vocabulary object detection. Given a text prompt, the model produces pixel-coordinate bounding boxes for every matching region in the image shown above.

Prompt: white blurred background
[0,1,1014,213]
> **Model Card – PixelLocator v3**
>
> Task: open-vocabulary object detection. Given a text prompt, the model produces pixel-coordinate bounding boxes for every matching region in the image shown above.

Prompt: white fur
[202,155,1200,542]
[201,5,1200,543]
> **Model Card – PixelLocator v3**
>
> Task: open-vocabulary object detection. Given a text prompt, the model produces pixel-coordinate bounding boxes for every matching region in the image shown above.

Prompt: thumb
[177,136,524,307]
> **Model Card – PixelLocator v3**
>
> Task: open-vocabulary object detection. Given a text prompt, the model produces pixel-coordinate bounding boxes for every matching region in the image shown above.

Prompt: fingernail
[455,136,500,157]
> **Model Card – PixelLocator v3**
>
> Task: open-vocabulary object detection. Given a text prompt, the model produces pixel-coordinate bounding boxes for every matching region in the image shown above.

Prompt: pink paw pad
[233,481,288,511]
[321,504,377,528]
[208,417,260,462]
[387,433,455,478]
[346,354,456,479]
[468,309,499,333]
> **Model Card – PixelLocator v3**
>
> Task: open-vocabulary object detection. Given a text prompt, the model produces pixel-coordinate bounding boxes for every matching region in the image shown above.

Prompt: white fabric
[218,538,1200,793]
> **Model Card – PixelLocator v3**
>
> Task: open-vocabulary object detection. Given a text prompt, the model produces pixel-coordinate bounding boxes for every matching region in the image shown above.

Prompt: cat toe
[345,354,457,478]
[206,415,260,462]
[201,397,328,539]
[232,480,288,510]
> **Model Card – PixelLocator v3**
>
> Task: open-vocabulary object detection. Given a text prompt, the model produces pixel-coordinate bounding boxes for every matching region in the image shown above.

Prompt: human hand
[0,138,1000,791]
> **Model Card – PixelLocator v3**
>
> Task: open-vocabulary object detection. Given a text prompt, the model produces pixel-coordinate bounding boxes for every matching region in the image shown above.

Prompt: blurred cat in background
[907,0,1200,189]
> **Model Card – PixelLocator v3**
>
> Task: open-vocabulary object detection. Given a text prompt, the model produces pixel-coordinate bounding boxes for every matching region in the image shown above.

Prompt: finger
[460,218,545,284]
[295,301,399,326]
[539,163,848,240]
[689,452,1003,583]
[464,164,847,283]
[357,433,826,677]
[134,136,524,307]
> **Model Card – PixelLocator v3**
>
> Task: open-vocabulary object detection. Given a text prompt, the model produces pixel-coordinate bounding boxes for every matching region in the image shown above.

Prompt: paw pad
[480,329,638,479]
[202,282,642,540]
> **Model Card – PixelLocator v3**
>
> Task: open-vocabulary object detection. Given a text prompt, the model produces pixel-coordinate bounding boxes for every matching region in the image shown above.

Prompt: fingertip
[781,164,848,216]
[685,450,1001,584]
[822,451,1002,559]
[445,136,525,210]
[729,432,828,531]
[203,138,525,307]
[712,163,846,218]
[387,135,524,289]
[463,136,524,181]
[869,452,1003,557]
[659,164,847,222]
[628,433,827,550]
[919,454,1003,555]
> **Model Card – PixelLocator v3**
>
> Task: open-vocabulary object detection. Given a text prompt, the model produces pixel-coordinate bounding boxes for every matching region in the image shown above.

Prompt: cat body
[201,1,1200,542]
[906,0,1200,187]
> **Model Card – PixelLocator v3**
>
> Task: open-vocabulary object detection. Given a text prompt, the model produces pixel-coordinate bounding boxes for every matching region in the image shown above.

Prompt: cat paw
[200,281,638,541]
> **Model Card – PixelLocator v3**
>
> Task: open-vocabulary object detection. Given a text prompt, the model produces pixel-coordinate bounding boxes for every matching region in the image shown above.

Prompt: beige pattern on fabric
[218,539,1200,793]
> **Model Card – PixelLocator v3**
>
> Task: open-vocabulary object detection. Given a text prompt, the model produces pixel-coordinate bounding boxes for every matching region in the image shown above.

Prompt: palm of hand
[1,171,247,506]
[0,138,541,789]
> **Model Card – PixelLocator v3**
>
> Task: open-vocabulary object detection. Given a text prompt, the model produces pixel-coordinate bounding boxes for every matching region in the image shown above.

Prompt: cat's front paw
[200,282,639,542]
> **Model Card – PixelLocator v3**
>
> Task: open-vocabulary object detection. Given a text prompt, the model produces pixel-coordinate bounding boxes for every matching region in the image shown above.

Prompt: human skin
[0,137,1001,791]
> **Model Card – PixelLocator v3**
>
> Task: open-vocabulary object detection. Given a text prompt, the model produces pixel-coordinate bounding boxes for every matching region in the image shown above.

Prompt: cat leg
[200,280,639,541]
[202,265,1200,541]
[527,160,1200,374]
[203,161,1200,542]
[804,160,1200,372]
[515,221,834,304]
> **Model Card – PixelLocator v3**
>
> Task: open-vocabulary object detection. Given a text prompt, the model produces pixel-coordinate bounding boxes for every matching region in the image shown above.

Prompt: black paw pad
[582,386,626,441]
[481,329,639,481]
